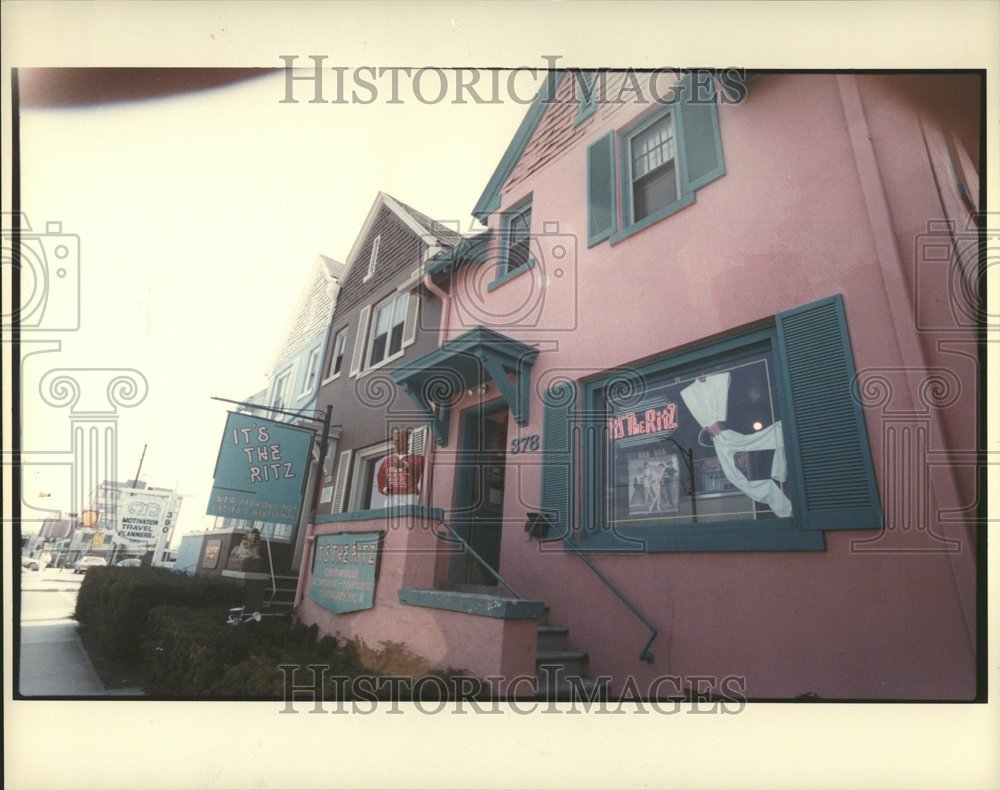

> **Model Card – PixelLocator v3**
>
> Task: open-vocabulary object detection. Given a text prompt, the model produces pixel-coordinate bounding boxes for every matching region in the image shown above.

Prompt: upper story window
[271,368,292,410]
[629,111,678,222]
[489,198,534,291]
[327,327,348,379]
[363,236,381,283]
[348,288,421,378]
[586,71,725,247]
[302,346,322,394]
[368,291,409,367]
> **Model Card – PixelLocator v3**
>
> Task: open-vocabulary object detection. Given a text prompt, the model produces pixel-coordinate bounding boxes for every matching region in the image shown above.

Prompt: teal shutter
[587,132,617,246]
[677,71,725,193]
[540,381,578,540]
[776,295,882,531]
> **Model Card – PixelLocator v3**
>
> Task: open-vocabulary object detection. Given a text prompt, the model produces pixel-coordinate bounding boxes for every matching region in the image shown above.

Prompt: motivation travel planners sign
[309,532,382,615]
[207,412,315,525]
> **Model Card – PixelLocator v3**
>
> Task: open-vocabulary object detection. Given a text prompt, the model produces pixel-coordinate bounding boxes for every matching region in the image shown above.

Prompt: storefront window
[601,346,793,529]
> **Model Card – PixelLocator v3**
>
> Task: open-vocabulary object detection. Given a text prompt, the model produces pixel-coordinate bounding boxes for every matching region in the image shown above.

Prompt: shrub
[141,605,368,698]
[74,567,241,663]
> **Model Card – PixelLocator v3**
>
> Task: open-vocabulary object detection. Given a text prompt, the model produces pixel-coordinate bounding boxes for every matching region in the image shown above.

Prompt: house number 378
[509,435,540,454]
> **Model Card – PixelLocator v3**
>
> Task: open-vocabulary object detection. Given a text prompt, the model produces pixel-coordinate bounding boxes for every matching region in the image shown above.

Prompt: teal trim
[569,525,825,553]
[576,295,880,552]
[425,230,492,279]
[398,588,545,619]
[573,71,598,127]
[775,295,882,531]
[487,258,535,291]
[587,132,617,247]
[314,506,444,524]
[609,193,695,245]
[540,382,578,542]
[494,195,533,287]
[391,327,539,446]
[473,71,565,223]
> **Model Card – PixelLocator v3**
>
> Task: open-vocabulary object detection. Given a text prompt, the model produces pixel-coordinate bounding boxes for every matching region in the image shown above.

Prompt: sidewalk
[18,568,143,697]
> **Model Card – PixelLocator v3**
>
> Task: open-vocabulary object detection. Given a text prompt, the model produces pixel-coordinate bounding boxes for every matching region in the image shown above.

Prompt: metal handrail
[435,517,524,600]
[564,538,657,664]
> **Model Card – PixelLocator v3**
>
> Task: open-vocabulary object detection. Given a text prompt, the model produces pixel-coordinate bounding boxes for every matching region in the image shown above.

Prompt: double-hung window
[368,291,409,368]
[586,71,725,246]
[327,327,348,379]
[302,346,322,395]
[539,295,882,553]
[490,198,534,290]
[628,111,679,222]
[271,369,292,410]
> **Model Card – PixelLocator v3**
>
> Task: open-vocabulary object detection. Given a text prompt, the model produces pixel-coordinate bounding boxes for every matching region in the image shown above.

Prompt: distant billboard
[207,412,315,526]
[115,489,176,545]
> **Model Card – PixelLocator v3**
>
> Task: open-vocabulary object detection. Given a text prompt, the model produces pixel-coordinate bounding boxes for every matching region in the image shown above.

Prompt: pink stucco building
[296,71,982,700]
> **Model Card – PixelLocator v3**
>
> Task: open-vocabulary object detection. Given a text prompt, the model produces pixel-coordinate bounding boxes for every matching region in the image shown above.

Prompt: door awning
[390,326,539,447]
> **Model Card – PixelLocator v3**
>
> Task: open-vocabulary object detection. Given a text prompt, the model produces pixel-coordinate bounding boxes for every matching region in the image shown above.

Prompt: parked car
[21,554,50,571]
[73,556,108,574]
[116,558,142,567]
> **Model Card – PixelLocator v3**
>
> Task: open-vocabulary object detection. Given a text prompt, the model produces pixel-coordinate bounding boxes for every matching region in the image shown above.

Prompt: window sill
[357,349,406,378]
[570,520,825,553]
[320,371,342,387]
[487,258,535,292]
[609,192,696,246]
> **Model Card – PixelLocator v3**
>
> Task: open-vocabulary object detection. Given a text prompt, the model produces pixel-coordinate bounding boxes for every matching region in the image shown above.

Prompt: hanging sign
[207,412,315,525]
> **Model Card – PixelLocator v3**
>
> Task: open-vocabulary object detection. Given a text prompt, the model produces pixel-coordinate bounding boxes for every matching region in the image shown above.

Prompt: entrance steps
[535,607,608,700]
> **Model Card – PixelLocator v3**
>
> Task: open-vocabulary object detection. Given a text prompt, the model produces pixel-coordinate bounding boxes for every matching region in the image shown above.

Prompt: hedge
[74,567,241,662]
[141,605,367,698]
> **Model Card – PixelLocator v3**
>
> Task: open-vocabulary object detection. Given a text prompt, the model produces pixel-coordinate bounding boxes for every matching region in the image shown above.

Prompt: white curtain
[679,372,793,518]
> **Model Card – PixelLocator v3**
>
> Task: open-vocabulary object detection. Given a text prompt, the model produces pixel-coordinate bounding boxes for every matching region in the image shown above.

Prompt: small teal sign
[309,531,382,615]
[207,412,315,525]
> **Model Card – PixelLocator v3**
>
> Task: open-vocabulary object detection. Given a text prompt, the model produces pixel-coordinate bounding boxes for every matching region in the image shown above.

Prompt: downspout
[420,267,451,510]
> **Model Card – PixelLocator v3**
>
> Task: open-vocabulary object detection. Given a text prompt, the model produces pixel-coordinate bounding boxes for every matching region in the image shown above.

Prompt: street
[18,566,142,696]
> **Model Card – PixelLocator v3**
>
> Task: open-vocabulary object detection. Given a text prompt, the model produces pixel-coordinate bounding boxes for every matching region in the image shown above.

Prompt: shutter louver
[776,295,882,531]
[329,449,353,514]
[408,425,428,457]
[540,381,578,541]
[349,305,371,377]
[587,132,617,246]
[678,72,725,193]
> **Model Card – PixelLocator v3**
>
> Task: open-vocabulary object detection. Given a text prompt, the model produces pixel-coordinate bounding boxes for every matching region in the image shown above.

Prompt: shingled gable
[472,70,565,222]
[266,253,344,373]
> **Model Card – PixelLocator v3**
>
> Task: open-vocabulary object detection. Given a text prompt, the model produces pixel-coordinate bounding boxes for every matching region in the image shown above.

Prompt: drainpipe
[421,267,451,511]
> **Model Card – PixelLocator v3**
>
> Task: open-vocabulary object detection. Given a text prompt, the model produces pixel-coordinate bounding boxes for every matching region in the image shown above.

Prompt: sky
[18,68,532,538]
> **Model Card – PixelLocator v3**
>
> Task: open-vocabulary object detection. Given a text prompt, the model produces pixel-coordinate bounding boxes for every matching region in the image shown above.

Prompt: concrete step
[537,624,569,652]
[536,649,588,678]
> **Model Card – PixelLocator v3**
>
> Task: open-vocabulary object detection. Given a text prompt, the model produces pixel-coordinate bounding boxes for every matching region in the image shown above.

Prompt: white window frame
[300,346,322,398]
[365,291,409,371]
[348,441,394,512]
[322,327,349,385]
[271,367,294,411]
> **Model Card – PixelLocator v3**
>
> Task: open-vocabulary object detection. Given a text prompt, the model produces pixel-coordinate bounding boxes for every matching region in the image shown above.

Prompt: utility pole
[132,443,148,487]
